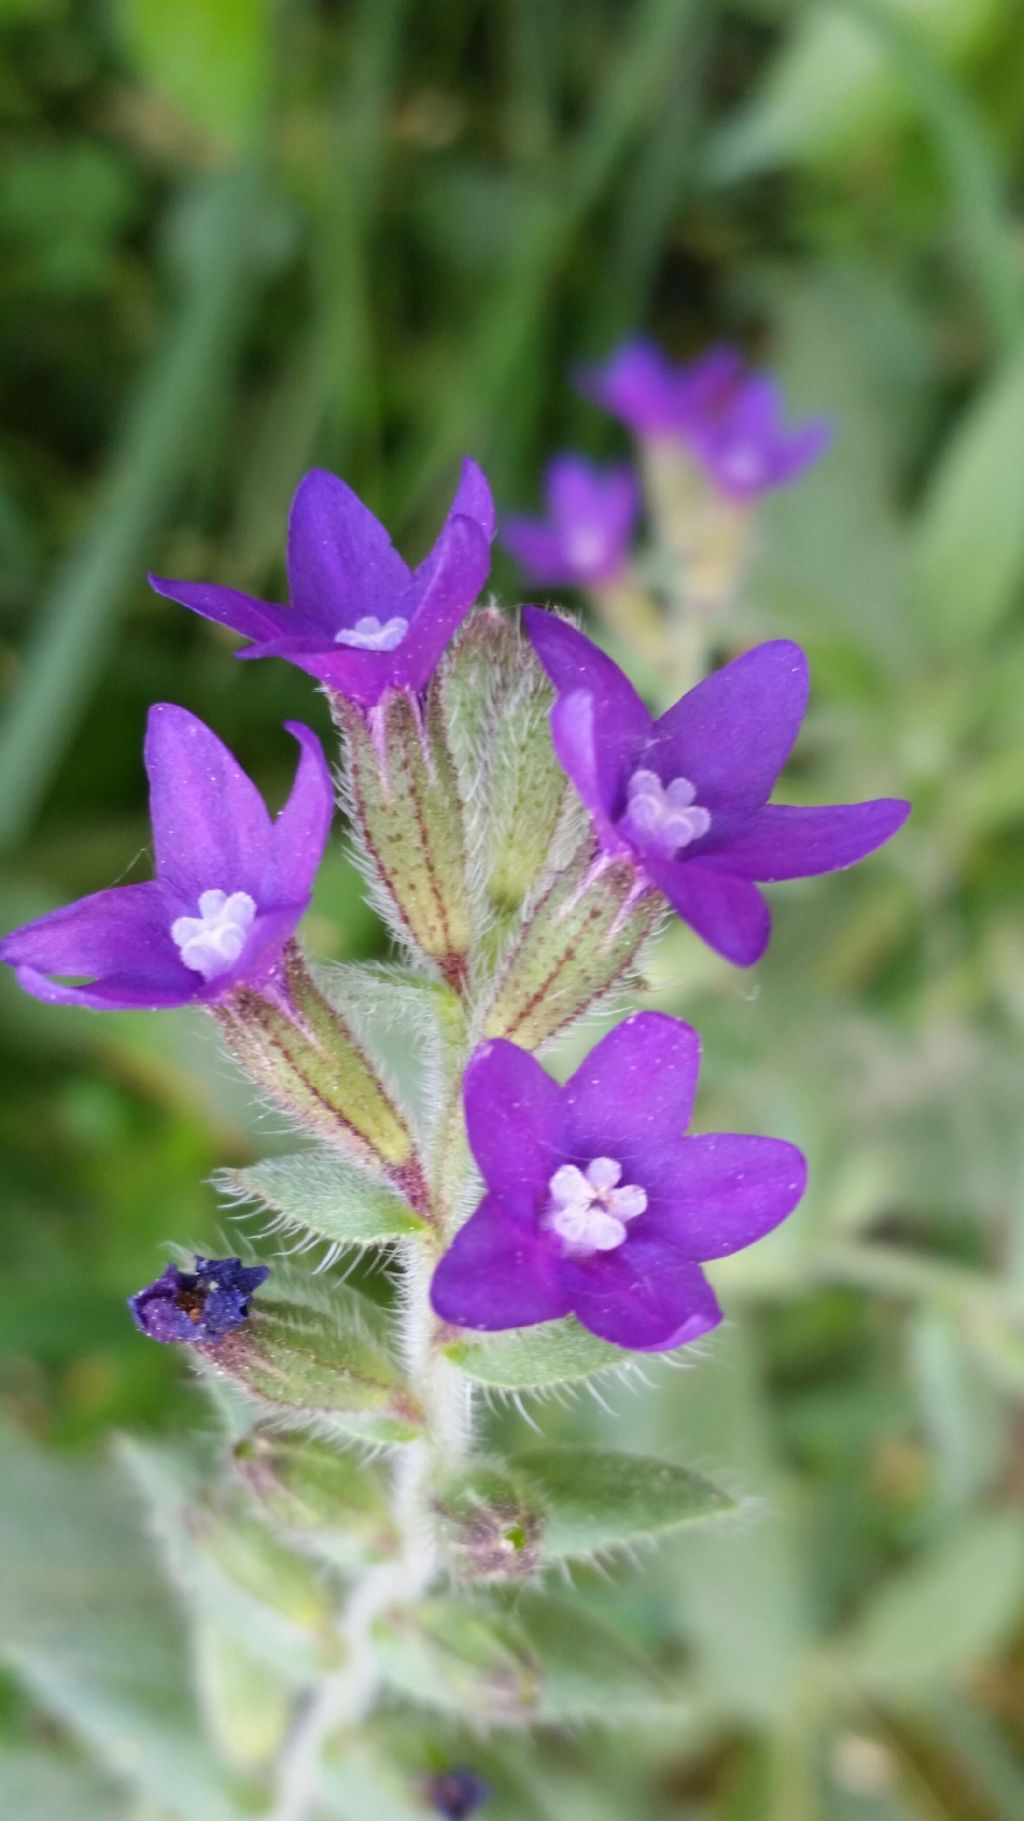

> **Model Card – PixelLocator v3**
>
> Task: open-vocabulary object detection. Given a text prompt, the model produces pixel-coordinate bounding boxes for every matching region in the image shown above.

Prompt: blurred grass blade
[0,163,265,849]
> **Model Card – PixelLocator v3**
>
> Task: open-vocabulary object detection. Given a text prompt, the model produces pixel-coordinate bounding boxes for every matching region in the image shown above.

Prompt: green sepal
[218,1147,428,1253]
[196,1276,424,1447]
[375,1589,671,1725]
[445,1315,638,1388]
[335,684,472,990]
[481,846,662,1051]
[512,1446,737,1559]
[234,1425,397,1569]
[432,1456,544,1581]
[440,607,577,926]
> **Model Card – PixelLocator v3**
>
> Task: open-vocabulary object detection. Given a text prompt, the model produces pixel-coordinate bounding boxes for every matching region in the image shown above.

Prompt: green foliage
[219,1148,427,1250]
[115,0,272,152]
[512,1446,738,1560]
[445,1315,643,1388]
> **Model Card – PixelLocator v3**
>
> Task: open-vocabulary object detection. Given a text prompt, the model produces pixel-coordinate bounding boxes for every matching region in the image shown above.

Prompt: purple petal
[391,514,492,694]
[712,800,910,882]
[648,641,809,813]
[645,858,771,966]
[286,469,411,630]
[147,576,297,645]
[524,611,651,833]
[643,1134,806,1260]
[266,723,334,903]
[564,1239,722,1351]
[1,880,177,981]
[501,519,575,586]
[561,1012,701,1165]
[448,456,496,543]
[771,417,834,488]
[576,339,687,436]
[463,1040,563,1195]
[145,705,273,907]
[10,964,199,1012]
[430,1193,571,1331]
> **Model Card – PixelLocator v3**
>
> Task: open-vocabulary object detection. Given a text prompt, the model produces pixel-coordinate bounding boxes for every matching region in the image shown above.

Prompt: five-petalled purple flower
[501,455,639,589]
[150,459,495,708]
[579,337,832,499]
[0,705,332,1010]
[129,1256,269,1345]
[525,610,909,966]
[430,1013,805,1352]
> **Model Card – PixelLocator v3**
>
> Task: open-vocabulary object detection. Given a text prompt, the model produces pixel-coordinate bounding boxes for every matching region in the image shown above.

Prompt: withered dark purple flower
[431,1014,805,1351]
[150,459,494,707]
[129,1256,269,1345]
[524,611,909,966]
[0,706,331,1009]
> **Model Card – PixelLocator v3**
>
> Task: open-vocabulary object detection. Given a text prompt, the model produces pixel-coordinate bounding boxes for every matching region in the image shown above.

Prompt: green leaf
[0,1429,245,1820]
[911,351,1024,648]
[0,1749,120,1821]
[375,1590,671,1725]
[846,1511,1024,1697]
[218,1148,427,1250]
[514,1446,737,1559]
[445,1315,640,1388]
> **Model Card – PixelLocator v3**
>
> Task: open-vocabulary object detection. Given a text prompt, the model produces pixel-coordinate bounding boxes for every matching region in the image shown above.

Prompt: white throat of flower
[543,1157,647,1258]
[334,614,408,652]
[171,889,257,980]
[624,768,711,857]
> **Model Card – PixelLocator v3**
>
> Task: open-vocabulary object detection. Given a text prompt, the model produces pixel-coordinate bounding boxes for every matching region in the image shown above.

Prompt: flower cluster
[500,336,832,594]
[1,418,907,1354]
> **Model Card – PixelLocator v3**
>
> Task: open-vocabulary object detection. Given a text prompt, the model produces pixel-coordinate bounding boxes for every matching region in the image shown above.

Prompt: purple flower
[149,460,495,708]
[501,455,639,589]
[431,1014,805,1352]
[0,705,332,1010]
[524,611,909,966]
[425,1768,490,1819]
[129,1256,269,1345]
[579,338,832,498]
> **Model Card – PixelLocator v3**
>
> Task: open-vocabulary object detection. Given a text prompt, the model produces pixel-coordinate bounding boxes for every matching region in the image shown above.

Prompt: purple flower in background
[425,1768,490,1819]
[501,455,639,588]
[579,337,832,498]
[524,611,909,966]
[0,706,332,1010]
[129,1256,269,1345]
[431,1014,805,1352]
[150,460,494,708]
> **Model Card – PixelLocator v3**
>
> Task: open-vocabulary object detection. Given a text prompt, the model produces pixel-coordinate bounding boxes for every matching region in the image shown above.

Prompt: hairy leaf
[218,1148,427,1250]
[445,1315,644,1388]
[514,1446,737,1559]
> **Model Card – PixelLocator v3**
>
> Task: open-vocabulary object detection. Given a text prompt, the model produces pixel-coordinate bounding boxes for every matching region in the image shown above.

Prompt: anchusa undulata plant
[2,341,908,1821]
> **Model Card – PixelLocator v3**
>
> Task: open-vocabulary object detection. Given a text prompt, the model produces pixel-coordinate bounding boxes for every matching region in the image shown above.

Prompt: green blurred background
[3,0,1024,1815]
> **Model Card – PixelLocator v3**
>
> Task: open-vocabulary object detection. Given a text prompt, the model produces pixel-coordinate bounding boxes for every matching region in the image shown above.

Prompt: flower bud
[234,1425,397,1568]
[186,1488,333,1636]
[334,685,472,991]
[480,846,661,1051]
[434,1460,543,1582]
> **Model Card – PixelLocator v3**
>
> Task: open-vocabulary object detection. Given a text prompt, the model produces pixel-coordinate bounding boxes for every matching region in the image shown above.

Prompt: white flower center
[171,889,257,980]
[334,615,408,652]
[623,768,711,856]
[542,1156,647,1258]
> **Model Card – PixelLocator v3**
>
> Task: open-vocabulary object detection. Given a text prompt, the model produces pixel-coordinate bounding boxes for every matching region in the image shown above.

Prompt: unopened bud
[234,1426,397,1568]
[434,1460,543,1581]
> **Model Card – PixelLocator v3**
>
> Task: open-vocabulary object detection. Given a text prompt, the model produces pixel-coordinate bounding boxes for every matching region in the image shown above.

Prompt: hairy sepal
[334,684,473,991]
[234,1425,397,1572]
[445,1315,652,1389]
[193,1275,424,1447]
[480,845,662,1051]
[440,607,579,933]
[216,947,424,1202]
[374,1589,671,1726]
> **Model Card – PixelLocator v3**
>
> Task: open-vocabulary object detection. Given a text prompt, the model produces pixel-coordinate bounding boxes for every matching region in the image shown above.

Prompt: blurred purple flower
[0,706,332,1010]
[524,611,909,966]
[150,459,495,708]
[129,1256,269,1345]
[579,338,832,498]
[501,455,639,588]
[431,1014,805,1352]
[425,1768,490,1819]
